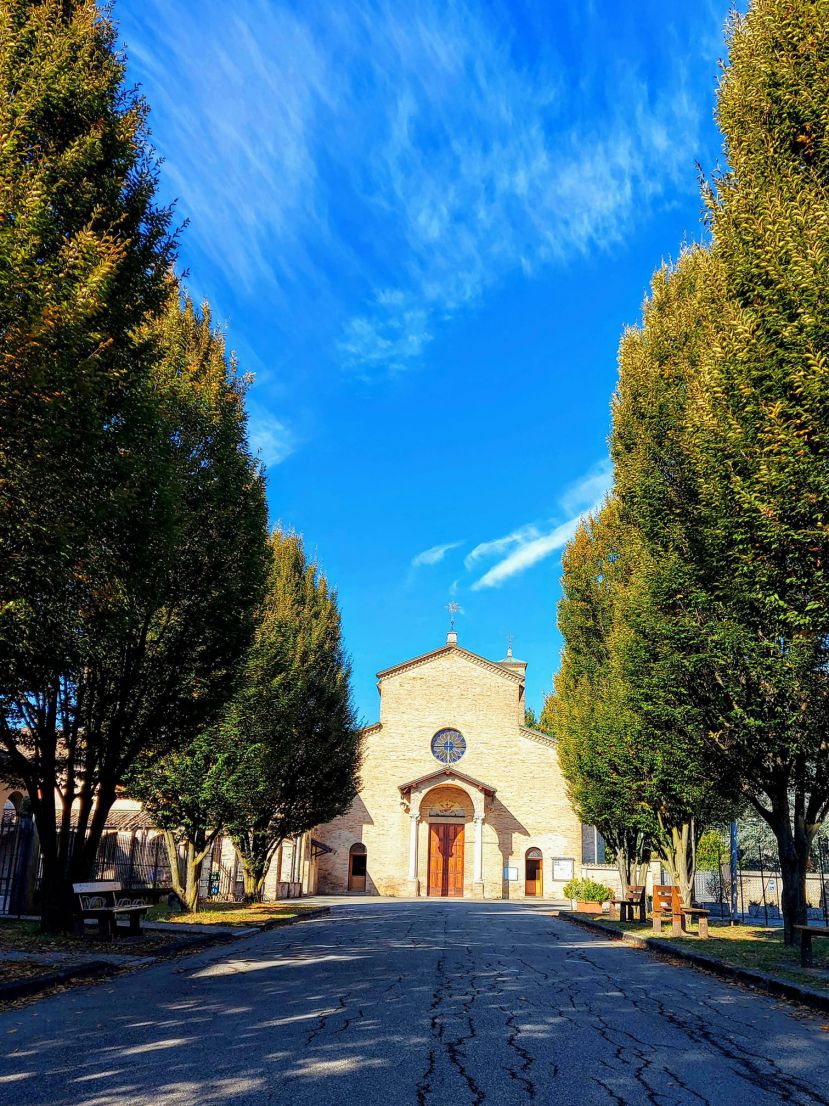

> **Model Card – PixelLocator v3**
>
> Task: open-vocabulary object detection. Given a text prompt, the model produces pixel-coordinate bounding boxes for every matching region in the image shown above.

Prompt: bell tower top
[446,601,460,645]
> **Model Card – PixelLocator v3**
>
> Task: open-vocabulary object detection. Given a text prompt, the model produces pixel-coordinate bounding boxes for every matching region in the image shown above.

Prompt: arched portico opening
[347,842,367,892]
[525,847,543,897]
[399,766,496,899]
[419,785,473,898]
[3,792,23,814]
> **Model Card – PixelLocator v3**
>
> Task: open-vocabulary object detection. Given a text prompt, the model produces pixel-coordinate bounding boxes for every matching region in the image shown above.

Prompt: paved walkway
[2,900,829,1105]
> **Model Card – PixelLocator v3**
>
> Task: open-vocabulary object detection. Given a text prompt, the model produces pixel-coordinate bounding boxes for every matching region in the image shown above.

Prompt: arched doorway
[421,785,472,898]
[525,847,543,897]
[348,843,367,891]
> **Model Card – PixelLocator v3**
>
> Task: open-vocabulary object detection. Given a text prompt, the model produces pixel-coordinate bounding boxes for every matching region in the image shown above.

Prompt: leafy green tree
[0,0,178,928]
[696,829,729,875]
[128,729,231,913]
[550,480,738,904]
[1,276,268,927]
[0,0,175,684]
[545,501,654,894]
[220,529,361,899]
[609,246,743,905]
[688,0,829,942]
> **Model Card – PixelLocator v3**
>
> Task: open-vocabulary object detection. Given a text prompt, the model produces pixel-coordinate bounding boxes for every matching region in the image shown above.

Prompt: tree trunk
[769,806,811,945]
[240,856,262,900]
[752,790,817,946]
[38,848,76,934]
[658,821,695,907]
[615,848,630,893]
[183,843,203,913]
[163,832,210,913]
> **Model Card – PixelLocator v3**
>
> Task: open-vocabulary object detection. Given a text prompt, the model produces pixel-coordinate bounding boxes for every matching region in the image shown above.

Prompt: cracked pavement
[2,899,829,1105]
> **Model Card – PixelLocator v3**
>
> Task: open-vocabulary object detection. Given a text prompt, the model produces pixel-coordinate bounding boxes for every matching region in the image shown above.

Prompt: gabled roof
[377,643,523,684]
[519,725,557,749]
[398,766,497,798]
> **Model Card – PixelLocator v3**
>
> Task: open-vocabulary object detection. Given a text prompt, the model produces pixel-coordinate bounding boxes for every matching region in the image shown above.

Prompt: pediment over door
[398,767,496,817]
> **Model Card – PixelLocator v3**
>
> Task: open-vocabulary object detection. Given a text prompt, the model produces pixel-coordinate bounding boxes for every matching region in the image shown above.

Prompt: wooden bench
[681,906,710,938]
[652,884,684,937]
[610,885,647,922]
[652,884,710,938]
[794,925,829,968]
[72,881,150,941]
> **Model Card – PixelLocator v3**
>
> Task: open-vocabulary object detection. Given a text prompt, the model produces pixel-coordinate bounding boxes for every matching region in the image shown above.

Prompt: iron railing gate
[0,810,35,915]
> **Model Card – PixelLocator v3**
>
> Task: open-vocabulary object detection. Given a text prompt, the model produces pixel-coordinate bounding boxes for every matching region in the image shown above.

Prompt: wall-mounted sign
[503,866,519,881]
[552,858,575,882]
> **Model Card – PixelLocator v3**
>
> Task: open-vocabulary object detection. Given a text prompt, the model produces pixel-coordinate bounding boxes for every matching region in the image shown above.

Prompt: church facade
[312,630,583,899]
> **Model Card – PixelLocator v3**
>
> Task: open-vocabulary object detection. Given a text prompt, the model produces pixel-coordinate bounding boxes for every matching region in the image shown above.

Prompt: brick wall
[314,643,582,899]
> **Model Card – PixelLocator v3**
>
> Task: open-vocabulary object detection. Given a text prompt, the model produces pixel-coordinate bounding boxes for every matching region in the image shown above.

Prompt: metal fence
[203,836,245,901]
[92,831,174,889]
[0,817,260,915]
[23,829,176,916]
[694,864,829,925]
[0,811,36,916]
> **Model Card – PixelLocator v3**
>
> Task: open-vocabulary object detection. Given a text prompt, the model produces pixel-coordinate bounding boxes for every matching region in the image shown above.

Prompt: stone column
[407,814,421,897]
[473,815,485,899]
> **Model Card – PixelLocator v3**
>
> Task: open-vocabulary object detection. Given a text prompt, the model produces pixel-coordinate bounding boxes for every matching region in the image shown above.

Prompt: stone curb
[0,906,331,1004]
[259,906,330,930]
[556,910,829,1014]
[0,960,119,1002]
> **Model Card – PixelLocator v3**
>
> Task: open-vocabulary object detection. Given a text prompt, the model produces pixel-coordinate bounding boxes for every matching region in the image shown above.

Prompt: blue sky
[115,0,732,723]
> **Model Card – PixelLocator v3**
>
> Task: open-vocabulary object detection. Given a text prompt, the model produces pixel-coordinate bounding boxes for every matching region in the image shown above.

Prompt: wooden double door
[428,822,465,897]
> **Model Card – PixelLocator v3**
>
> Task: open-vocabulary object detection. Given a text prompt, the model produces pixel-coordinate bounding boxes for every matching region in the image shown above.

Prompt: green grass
[591,918,829,991]
[146,901,321,927]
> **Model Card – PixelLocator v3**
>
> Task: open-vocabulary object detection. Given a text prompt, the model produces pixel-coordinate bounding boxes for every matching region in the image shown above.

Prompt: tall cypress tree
[544,499,654,894]
[689,0,829,941]
[220,529,362,900]
[0,0,175,679]
[0,4,269,929]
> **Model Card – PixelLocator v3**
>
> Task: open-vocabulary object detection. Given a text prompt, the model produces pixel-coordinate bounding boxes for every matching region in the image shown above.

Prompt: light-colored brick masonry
[313,636,583,900]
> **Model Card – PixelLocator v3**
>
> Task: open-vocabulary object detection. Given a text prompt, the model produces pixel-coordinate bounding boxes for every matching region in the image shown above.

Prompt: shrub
[563,878,613,903]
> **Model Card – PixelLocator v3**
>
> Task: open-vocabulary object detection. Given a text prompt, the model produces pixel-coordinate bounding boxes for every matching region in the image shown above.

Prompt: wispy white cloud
[247,405,297,468]
[558,458,614,516]
[471,517,582,591]
[464,524,543,571]
[120,1,333,299]
[332,6,706,373]
[118,1,715,378]
[411,540,464,569]
[468,457,613,590]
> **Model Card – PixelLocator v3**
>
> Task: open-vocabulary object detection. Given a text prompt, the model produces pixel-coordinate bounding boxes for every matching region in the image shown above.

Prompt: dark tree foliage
[0,0,269,933]
[221,529,362,899]
[691,0,829,942]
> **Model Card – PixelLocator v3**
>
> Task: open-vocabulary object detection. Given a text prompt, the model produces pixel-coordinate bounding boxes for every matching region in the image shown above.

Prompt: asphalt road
[2,900,829,1105]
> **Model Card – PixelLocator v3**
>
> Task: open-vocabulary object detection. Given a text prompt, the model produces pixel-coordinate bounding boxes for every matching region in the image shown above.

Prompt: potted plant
[563,877,614,914]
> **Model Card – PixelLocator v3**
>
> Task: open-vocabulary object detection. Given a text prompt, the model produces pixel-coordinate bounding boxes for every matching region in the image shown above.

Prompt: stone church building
[311,629,583,899]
